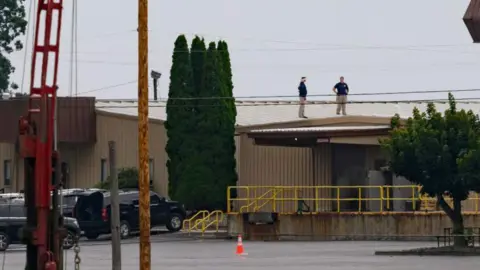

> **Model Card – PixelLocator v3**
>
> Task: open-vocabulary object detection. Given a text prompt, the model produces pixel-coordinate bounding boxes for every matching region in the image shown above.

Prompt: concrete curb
[375,248,480,256]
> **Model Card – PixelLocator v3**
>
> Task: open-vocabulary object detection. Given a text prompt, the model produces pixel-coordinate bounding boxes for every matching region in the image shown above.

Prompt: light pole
[150,70,161,101]
[463,0,480,42]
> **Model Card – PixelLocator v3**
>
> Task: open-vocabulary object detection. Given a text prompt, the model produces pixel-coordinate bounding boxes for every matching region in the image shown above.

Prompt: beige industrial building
[1,98,480,211]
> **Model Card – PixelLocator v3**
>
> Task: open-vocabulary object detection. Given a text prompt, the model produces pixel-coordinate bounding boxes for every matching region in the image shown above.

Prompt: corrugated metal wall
[0,143,22,192]
[0,97,96,143]
[237,134,332,213]
[59,113,169,196]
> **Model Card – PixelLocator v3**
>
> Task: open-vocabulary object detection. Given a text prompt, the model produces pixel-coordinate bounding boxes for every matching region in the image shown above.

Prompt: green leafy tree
[381,93,480,247]
[0,0,27,92]
[165,35,195,200]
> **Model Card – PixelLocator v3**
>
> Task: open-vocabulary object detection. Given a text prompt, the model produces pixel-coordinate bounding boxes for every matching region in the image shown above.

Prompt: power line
[107,88,480,101]
[173,31,472,49]
[76,80,138,95]
[73,86,480,103]
[10,43,480,56]
[93,98,480,109]
[39,60,480,70]
[76,29,137,41]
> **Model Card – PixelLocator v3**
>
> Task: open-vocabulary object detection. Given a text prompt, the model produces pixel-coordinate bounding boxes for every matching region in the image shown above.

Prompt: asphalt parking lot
[1,237,480,270]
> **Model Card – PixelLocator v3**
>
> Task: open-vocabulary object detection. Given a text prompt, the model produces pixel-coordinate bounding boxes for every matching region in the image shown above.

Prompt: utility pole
[138,0,151,269]
[109,141,121,270]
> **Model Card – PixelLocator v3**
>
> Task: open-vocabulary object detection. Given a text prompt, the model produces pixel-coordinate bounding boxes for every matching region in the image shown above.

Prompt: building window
[100,159,108,182]
[149,158,154,186]
[3,160,11,186]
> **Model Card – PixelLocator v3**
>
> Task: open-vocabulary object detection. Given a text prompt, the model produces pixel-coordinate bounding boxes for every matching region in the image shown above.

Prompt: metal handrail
[227,185,480,215]
[253,188,283,212]
[182,210,209,232]
[239,188,276,213]
[201,210,224,235]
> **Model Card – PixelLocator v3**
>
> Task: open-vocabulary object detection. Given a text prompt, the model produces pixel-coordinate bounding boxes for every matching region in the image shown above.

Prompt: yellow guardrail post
[253,188,257,212]
[476,193,479,214]
[244,187,249,213]
[315,187,319,213]
[379,186,383,213]
[293,186,297,214]
[358,187,362,212]
[336,187,340,213]
[227,186,231,214]
[386,186,390,210]
[272,187,277,212]
[411,186,416,211]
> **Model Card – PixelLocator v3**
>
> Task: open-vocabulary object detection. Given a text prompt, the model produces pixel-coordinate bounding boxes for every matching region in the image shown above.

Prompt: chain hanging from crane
[74,241,81,270]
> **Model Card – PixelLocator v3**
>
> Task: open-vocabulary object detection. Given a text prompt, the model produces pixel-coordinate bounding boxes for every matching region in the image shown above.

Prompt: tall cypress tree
[191,36,207,96]
[217,40,236,119]
[171,36,208,209]
[165,35,194,200]
[190,42,237,210]
[216,40,238,203]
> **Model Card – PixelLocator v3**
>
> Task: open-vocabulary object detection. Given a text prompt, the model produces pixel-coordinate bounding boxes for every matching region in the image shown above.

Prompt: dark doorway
[332,144,367,211]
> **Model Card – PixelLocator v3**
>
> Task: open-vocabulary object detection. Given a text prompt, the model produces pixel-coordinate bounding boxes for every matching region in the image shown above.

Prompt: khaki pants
[336,95,347,115]
[298,97,306,117]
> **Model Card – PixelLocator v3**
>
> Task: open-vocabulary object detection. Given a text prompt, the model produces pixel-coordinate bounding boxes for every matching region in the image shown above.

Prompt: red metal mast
[18,0,64,269]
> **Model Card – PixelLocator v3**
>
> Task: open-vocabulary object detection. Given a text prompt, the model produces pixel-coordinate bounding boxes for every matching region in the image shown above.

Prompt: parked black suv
[73,190,186,240]
[0,203,81,251]
[59,189,107,217]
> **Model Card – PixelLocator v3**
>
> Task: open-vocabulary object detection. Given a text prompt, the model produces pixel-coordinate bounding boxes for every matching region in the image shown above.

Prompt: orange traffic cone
[236,235,246,255]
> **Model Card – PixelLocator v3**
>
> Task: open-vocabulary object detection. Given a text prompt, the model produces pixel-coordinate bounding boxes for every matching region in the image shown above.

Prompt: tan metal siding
[0,97,96,143]
[65,113,168,197]
[237,134,332,213]
[59,144,95,189]
[0,143,23,192]
[313,144,332,211]
[365,145,387,170]
[235,135,241,180]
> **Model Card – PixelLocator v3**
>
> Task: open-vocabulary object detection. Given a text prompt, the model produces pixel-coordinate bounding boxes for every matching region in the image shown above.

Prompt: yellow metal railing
[200,210,224,234]
[239,188,283,213]
[227,185,480,215]
[183,210,209,232]
[182,210,224,234]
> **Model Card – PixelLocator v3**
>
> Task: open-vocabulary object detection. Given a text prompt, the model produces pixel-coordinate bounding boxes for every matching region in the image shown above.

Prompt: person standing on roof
[298,77,308,118]
[333,76,349,115]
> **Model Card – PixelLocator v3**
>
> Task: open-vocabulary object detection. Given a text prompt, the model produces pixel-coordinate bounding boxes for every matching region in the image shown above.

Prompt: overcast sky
[7,0,480,101]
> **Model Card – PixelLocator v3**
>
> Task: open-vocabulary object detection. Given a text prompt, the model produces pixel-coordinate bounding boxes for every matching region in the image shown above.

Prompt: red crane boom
[18,0,64,269]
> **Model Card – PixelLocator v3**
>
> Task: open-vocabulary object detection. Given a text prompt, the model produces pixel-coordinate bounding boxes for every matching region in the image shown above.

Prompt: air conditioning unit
[1,92,11,100]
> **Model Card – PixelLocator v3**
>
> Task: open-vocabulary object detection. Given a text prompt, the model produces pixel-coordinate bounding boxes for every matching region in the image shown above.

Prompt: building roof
[95,99,480,127]
[249,125,390,133]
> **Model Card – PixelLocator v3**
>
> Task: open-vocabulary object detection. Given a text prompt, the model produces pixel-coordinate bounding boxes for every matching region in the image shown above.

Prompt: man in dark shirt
[333,76,349,115]
[298,77,308,118]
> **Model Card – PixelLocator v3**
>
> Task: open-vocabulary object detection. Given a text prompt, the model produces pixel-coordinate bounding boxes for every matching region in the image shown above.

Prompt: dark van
[73,190,186,240]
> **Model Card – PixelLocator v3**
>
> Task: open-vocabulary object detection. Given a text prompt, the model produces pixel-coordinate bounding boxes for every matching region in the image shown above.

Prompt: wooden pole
[138,0,151,269]
[109,141,121,270]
